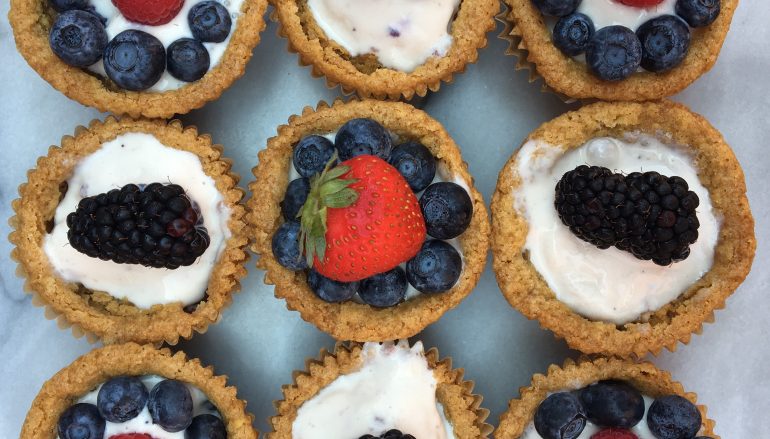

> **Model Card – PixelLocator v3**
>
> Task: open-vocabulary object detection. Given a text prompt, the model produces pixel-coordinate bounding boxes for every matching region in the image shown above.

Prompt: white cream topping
[513,134,720,324]
[43,132,231,309]
[577,0,678,32]
[292,341,455,439]
[306,0,460,72]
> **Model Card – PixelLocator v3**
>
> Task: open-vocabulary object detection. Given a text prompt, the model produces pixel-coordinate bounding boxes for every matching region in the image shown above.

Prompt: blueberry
[167,38,210,82]
[531,0,582,17]
[96,376,148,423]
[637,16,690,72]
[189,1,233,43]
[308,270,359,303]
[534,392,586,439]
[586,25,642,81]
[272,221,307,271]
[103,30,166,91]
[647,395,702,439]
[281,178,311,221]
[58,403,105,439]
[49,10,107,67]
[676,0,720,27]
[186,414,227,439]
[553,13,594,56]
[579,380,645,429]
[419,182,473,239]
[335,118,393,161]
[388,141,437,192]
[148,379,193,432]
[359,267,408,307]
[48,0,89,12]
[406,240,462,293]
[293,135,336,178]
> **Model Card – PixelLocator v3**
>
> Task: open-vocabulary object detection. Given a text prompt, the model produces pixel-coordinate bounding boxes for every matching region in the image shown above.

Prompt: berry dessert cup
[491,100,755,357]
[9,0,267,118]
[249,99,490,342]
[500,0,738,101]
[269,340,492,439]
[20,343,257,439]
[271,0,499,100]
[495,357,719,439]
[9,117,249,345]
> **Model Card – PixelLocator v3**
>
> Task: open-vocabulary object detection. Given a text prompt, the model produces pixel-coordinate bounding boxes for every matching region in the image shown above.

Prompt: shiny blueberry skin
[189,1,232,43]
[58,403,105,439]
[272,221,308,271]
[675,0,720,27]
[48,0,89,12]
[167,38,210,82]
[534,392,587,439]
[96,376,149,423]
[359,267,408,307]
[531,0,582,17]
[148,379,193,432]
[586,25,642,81]
[388,141,437,192]
[281,178,311,221]
[419,182,473,239]
[186,414,227,439]
[293,135,336,178]
[637,15,690,72]
[579,380,645,429]
[647,395,702,439]
[49,10,107,67]
[553,13,594,56]
[103,30,165,91]
[406,240,462,293]
[308,269,359,302]
[335,118,393,161]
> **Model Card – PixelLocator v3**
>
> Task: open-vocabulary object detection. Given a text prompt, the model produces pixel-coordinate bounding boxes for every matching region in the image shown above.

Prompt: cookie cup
[249,99,490,342]
[491,100,755,357]
[9,117,249,345]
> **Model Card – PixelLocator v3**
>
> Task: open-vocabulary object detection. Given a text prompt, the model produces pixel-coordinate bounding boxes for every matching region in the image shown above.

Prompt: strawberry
[112,0,184,25]
[298,154,426,282]
[109,434,155,439]
[617,0,665,6]
[591,428,639,439]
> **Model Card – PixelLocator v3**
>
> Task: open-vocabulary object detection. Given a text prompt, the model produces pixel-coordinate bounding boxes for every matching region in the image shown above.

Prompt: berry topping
[579,381,645,429]
[406,239,462,293]
[646,395,702,439]
[66,183,210,269]
[637,16,691,72]
[148,379,193,432]
[553,13,595,56]
[359,430,416,439]
[308,269,359,303]
[534,392,587,439]
[187,414,227,439]
[103,30,166,91]
[359,266,408,307]
[281,178,311,221]
[272,221,308,271]
[591,428,639,439]
[112,0,184,26]
[49,0,89,13]
[586,26,642,81]
[189,1,233,43]
[388,141,437,192]
[109,434,155,439]
[97,376,149,423]
[617,0,665,6]
[335,119,393,161]
[419,182,473,240]
[49,10,108,67]
[675,0,721,27]
[293,135,336,178]
[58,403,105,439]
[531,0,582,17]
[167,38,210,82]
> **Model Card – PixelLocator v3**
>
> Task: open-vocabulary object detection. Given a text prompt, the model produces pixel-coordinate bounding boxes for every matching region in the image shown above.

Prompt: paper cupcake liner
[270,0,499,100]
[8,0,268,118]
[269,340,493,438]
[9,116,250,346]
[248,99,491,342]
[495,357,718,439]
[20,343,258,439]
[490,100,756,357]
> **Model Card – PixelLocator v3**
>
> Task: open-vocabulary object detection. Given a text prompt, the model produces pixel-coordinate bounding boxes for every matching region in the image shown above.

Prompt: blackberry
[359,430,416,439]
[555,165,700,266]
[66,183,210,269]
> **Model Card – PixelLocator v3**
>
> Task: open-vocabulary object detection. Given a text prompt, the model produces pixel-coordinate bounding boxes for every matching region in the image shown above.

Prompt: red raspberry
[617,0,665,6]
[109,434,156,439]
[112,0,184,25]
[591,428,639,439]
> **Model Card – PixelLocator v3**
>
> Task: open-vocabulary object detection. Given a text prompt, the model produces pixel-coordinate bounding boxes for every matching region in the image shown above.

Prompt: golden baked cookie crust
[9,117,249,345]
[8,0,267,118]
[491,100,755,357]
[20,343,258,439]
[249,99,491,342]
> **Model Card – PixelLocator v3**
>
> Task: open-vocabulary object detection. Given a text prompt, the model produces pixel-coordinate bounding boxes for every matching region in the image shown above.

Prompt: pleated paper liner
[9,117,250,346]
[269,0,499,100]
[20,343,258,439]
[495,357,719,439]
[269,340,493,438]
[490,100,756,358]
[248,99,491,342]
